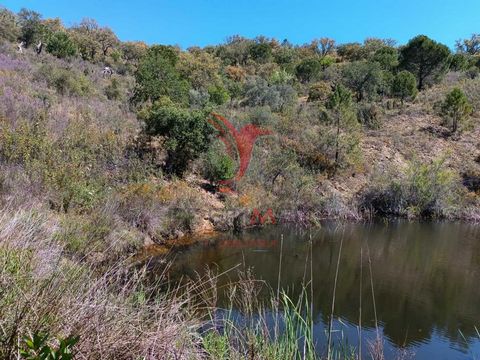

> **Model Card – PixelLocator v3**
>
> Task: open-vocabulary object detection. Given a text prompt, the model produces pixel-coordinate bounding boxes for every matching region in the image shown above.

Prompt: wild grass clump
[0,205,203,360]
[360,156,462,218]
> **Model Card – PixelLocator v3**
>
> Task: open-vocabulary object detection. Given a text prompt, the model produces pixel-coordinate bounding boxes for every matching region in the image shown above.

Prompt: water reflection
[152,222,480,359]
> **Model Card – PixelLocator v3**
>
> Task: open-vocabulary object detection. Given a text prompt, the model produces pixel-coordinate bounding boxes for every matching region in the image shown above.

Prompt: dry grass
[0,204,204,360]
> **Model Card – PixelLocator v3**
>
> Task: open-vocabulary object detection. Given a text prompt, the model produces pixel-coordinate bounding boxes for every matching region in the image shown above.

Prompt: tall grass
[0,204,204,359]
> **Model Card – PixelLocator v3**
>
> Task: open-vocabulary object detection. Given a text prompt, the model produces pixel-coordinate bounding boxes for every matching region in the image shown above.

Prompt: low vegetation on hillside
[2,5,480,358]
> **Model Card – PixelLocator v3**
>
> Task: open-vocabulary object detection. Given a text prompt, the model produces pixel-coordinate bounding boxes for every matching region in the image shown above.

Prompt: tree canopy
[399,35,451,90]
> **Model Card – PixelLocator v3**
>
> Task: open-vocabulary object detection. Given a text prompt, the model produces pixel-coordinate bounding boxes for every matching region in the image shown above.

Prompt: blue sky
[3,0,479,48]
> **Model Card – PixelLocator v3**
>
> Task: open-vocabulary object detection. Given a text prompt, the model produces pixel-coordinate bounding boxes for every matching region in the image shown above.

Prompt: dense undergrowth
[2,5,480,359]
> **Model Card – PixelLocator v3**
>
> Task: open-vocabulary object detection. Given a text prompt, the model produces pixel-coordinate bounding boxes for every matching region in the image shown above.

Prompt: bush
[392,70,417,104]
[243,76,296,112]
[208,84,230,105]
[465,66,479,79]
[441,87,473,133]
[35,64,92,97]
[143,104,213,176]
[357,102,382,129]
[295,57,322,83]
[341,61,383,101]
[361,157,461,218]
[104,77,122,100]
[20,332,79,360]
[133,45,190,104]
[307,81,332,102]
[249,42,273,63]
[450,53,470,71]
[46,31,77,59]
[204,146,235,183]
[269,69,294,85]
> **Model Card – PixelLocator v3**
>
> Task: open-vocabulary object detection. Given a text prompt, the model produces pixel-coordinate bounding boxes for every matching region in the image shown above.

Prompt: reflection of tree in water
[159,222,480,349]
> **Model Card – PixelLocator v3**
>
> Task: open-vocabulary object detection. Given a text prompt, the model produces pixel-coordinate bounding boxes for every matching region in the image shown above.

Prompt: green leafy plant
[399,35,451,90]
[392,70,417,104]
[20,332,79,360]
[204,148,235,183]
[143,104,213,175]
[133,45,190,104]
[46,31,77,59]
[441,87,473,133]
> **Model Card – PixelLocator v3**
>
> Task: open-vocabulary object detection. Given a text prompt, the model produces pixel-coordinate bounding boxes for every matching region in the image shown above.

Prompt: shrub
[441,87,473,133]
[269,69,294,85]
[35,64,92,97]
[249,42,273,63]
[243,76,296,112]
[450,53,470,71]
[372,46,399,70]
[208,84,230,105]
[307,81,332,102]
[104,77,122,100]
[133,45,190,104]
[295,57,322,83]
[189,88,210,109]
[337,42,365,61]
[361,157,461,218]
[20,332,79,360]
[465,66,479,79]
[391,70,418,104]
[204,146,235,183]
[143,104,213,176]
[325,84,361,171]
[0,8,20,42]
[46,31,77,59]
[357,102,382,129]
[341,61,383,101]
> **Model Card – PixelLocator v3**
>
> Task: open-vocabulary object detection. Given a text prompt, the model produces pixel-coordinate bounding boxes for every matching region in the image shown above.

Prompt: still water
[155,222,480,359]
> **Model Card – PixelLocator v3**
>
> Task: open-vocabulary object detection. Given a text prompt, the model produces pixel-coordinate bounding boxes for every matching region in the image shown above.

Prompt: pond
[152,222,480,359]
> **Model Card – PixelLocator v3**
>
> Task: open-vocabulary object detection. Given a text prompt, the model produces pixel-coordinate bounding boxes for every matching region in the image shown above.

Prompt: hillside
[3,6,480,358]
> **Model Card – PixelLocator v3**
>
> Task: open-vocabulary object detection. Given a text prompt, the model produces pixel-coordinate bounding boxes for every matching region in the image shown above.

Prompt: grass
[0,205,204,359]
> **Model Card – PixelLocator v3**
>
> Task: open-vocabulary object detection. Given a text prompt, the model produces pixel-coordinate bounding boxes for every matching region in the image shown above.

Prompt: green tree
[273,41,299,71]
[455,34,480,55]
[399,35,451,90]
[441,88,473,133]
[17,8,42,46]
[0,7,20,42]
[143,104,213,175]
[449,53,470,71]
[204,147,235,183]
[326,84,361,171]
[208,85,230,105]
[177,49,221,89]
[372,46,399,70]
[342,61,383,101]
[46,31,77,58]
[392,70,417,104]
[120,41,148,64]
[70,18,100,61]
[133,45,190,104]
[69,18,118,61]
[249,42,273,63]
[215,35,252,66]
[337,42,365,61]
[295,57,322,83]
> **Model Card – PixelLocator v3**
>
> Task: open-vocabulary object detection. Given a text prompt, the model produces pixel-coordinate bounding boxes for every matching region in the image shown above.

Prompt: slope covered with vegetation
[1,5,480,359]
